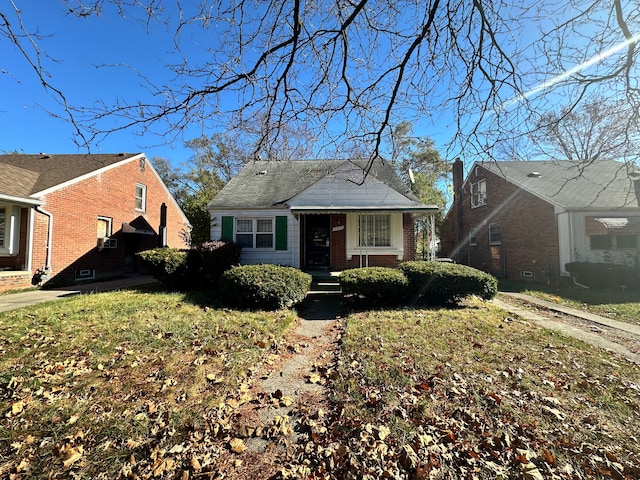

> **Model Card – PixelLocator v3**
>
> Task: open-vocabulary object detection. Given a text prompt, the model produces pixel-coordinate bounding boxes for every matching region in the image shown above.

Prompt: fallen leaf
[229,438,247,454]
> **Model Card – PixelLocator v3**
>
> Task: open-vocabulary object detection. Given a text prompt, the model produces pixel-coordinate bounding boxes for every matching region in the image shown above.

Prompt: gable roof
[479,160,640,209]
[208,159,421,209]
[0,153,143,200]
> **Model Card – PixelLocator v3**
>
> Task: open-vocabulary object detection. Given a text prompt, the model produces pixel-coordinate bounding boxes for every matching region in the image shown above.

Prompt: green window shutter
[221,216,234,241]
[275,216,288,250]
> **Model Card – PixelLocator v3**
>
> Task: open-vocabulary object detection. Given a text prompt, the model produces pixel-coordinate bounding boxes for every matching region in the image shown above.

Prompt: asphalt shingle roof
[0,153,141,199]
[482,160,640,209]
[208,159,418,209]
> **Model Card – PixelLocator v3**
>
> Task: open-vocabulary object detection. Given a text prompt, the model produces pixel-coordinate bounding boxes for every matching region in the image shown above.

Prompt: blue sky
[1,3,203,164]
[0,2,493,167]
[2,2,634,171]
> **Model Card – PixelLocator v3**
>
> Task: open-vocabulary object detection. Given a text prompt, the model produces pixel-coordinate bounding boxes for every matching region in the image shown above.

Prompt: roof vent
[257,170,268,176]
[527,171,541,178]
[40,153,50,159]
[629,170,640,178]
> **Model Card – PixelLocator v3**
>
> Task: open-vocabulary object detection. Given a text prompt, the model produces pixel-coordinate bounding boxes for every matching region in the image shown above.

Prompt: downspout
[35,206,53,272]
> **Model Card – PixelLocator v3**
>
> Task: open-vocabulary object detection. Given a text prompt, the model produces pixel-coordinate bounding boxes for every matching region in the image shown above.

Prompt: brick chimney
[452,157,464,246]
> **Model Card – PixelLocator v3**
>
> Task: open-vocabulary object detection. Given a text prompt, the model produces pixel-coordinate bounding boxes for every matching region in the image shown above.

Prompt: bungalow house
[0,153,190,292]
[207,159,438,270]
[439,158,640,283]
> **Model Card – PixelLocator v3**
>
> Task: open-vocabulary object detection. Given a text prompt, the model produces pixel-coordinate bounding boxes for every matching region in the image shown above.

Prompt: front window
[471,180,486,208]
[135,184,147,211]
[359,214,391,247]
[590,234,638,250]
[236,218,274,249]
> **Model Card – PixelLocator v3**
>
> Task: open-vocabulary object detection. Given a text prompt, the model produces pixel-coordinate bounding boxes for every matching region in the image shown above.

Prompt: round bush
[339,267,409,307]
[400,261,498,305]
[219,264,312,310]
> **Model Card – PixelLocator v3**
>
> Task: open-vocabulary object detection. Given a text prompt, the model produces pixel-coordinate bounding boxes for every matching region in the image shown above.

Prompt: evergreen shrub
[219,264,312,310]
[136,248,188,288]
[400,261,498,305]
[339,267,409,307]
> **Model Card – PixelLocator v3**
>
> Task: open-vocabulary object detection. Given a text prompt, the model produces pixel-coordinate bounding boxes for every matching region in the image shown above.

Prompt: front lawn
[288,299,640,479]
[0,289,296,479]
[1,291,639,479]
[499,280,640,324]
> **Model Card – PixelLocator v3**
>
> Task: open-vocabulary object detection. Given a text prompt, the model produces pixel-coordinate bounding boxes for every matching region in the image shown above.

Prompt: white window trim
[135,183,147,212]
[235,217,275,250]
[470,179,487,208]
[97,216,113,239]
[346,212,404,260]
[0,204,19,255]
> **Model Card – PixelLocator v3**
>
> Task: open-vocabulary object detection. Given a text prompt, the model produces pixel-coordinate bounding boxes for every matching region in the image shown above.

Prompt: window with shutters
[235,218,274,249]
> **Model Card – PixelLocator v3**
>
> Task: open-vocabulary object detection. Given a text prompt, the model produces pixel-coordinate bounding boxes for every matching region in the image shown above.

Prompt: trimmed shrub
[136,248,188,288]
[565,262,639,290]
[137,241,241,289]
[339,267,409,307]
[219,264,312,310]
[185,241,242,288]
[400,261,498,305]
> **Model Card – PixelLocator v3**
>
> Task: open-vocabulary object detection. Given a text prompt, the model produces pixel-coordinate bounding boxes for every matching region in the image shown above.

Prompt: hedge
[339,267,409,307]
[219,264,312,310]
[400,261,498,305]
[137,241,241,289]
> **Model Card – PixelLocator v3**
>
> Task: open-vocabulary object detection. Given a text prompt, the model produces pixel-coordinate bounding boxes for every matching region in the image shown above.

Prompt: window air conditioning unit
[97,238,117,250]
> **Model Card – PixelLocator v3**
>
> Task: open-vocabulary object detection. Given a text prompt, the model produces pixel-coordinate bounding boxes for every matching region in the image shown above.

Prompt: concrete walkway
[499,291,640,337]
[0,275,158,313]
[495,291,640,364]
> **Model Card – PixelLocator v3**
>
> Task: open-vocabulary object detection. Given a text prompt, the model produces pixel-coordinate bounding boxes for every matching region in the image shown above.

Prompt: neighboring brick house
[440,158,640,283]
[0,153,190,291]
[208,159,438,270]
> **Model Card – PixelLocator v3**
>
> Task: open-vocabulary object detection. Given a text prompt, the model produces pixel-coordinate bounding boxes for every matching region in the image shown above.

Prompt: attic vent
[527,171,541,178]
[40,153,50,159]
[629,170,640,178]
[256,170,268,176]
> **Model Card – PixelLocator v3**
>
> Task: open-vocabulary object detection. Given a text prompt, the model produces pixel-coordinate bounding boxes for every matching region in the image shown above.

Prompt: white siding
[209,209,300,268]
[290,164,413,208]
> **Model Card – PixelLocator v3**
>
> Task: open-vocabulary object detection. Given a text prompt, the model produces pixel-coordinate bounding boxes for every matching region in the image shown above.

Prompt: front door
[305,215,330,267]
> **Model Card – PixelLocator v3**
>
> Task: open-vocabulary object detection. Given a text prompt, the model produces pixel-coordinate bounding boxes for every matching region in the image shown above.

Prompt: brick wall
[0,272,31,292]
[443,163,560,282]
[35,157,189,286]
[403,213,416,262]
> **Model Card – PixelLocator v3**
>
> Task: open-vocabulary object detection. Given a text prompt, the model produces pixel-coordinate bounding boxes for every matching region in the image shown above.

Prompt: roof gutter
[0,194,43,207]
